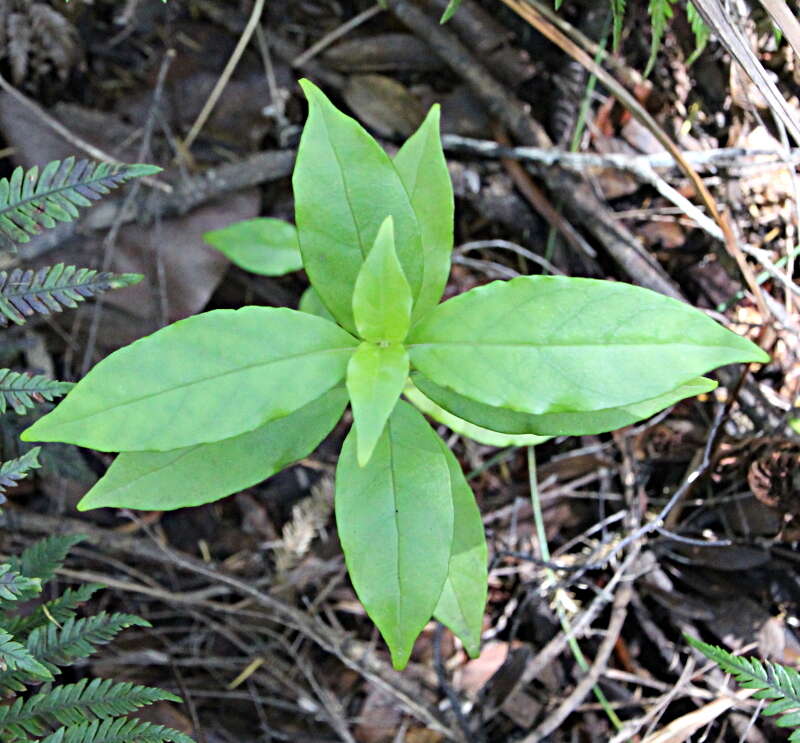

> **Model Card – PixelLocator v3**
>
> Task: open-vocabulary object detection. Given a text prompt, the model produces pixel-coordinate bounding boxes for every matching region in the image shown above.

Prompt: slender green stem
[527,445,622,730]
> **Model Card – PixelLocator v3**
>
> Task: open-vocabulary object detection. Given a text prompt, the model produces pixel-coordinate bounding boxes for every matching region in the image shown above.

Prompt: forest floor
[1,0,799,741]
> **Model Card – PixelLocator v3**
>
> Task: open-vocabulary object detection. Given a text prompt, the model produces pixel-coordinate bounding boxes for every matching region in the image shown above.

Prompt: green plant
[0,534,194,742]
[22,79,768,669]
[686,636,800,738]
[0,158,155,505]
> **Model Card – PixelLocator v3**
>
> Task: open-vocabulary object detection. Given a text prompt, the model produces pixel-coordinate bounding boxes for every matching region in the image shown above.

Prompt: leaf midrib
[52,345,355,423]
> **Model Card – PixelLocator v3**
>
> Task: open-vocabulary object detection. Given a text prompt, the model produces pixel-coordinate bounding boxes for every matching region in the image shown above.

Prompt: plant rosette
[22,79,769,669]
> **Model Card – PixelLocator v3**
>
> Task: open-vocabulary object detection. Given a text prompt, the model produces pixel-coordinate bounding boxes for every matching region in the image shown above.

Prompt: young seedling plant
[23,79,768,669]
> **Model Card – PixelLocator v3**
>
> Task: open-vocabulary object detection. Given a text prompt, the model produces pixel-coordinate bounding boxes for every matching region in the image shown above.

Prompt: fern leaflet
[0,677,181,738]
[0,446,41,503]
[0,564,41,602]
[0,368,73,414]
[685,2,710,66]
[10,533,87,581]
[39,717,195,743]
[0,158,161,250]
[645,0,676,76]
[687,636,800,738]
[0,628,52,679]
[2,583,104,637]
[26,612,151,675]
[0,263,142,326]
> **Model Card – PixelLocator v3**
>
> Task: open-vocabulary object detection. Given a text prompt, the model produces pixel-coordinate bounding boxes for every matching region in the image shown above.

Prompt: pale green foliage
[22,80,768,669]
[687,636,800,738]
[0,535,193,742]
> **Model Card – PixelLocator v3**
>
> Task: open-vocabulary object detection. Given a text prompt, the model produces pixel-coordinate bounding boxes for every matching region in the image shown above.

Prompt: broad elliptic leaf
[404,380,549,447]
[335,401,453,669]
[22,307,358,452]
[299,286,336,322]
[412,374,718,437]
[203,218,303,276]
[394,105,454,323]
[352,216,412,343]
[347,342,409,466]
[294,79,423,333]
[408,276,769,416]
[77,387,348,511]
[433,439,487,656]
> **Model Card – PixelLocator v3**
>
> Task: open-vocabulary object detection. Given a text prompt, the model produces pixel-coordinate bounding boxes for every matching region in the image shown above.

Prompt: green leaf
[77,387,348,511]
[0,630,52,680]
[299,286,336,322]
[203,218,304,276]
[335,401,453,669]
[411,373,717,437]
[22,307,358,452]
[394,104,454,322]
[408,276,769,416]
[432,440,487,656]
[404,379,549,447]
[440,0,462,22]
[346,343,409,467]
[293,79,423,333]
[352,216,412,343]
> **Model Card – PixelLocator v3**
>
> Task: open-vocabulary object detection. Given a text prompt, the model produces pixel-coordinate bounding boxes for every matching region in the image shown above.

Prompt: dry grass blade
[641,688,757,743]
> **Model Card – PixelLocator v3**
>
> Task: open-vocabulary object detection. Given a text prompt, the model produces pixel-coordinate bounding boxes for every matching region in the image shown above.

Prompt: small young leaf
[404,379,549,447]
[408,276,768,416]
[433,439,487,657]
[346,343,409,467]
[203,218,303,276]
[411,374,717,437]
[77,387,348,511]
[394,105,454,322]
[335,401,453,669]
[352,216,412,343]
[22,307,358,452]
[293,79,423,333]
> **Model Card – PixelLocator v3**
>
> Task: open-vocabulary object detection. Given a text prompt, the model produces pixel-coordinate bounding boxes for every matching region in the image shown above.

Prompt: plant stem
[526,445,622,730]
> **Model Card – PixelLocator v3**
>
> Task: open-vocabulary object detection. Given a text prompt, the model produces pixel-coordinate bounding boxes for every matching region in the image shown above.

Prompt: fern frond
[0,564,41,602]
[685,2,710,66]
[0,628,52,679]
[39,717,195,743]
[8,533,85,582]
[687,636,800,737]
[0,677,180,738]
[0,447,41,503]
[26,612,151,674]
[0,264,143,327]
[0,369,73,414]
[2,583,104,637]
[645,0,677,76]
[0,158,161,250]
